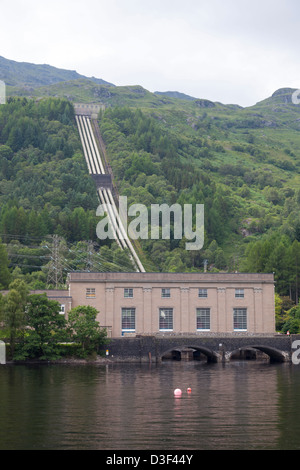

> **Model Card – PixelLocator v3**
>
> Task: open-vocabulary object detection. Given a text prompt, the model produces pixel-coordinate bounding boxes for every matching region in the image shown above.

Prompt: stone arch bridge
[106,334,300,363]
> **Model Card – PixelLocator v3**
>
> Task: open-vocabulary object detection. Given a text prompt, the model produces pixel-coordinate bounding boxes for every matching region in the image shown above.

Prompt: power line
[4,233,136,275]
[0,233,52,242]
[9,263,47,269]
[8,254,50,259]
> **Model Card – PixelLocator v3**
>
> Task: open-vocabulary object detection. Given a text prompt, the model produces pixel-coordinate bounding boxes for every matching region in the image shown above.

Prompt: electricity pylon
[46,235,65,288]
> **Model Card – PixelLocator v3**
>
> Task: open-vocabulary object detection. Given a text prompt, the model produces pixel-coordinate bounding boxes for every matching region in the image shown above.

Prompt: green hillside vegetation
[1,57,300,331]
[96,89,300,305]
[0,55,113,88]
[0,97,136,289]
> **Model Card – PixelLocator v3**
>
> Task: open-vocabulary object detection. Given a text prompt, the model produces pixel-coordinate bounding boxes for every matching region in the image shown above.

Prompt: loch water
[0,360,300,450]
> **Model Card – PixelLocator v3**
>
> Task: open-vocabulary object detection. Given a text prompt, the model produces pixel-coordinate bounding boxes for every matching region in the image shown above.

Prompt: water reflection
[1,361,300,450]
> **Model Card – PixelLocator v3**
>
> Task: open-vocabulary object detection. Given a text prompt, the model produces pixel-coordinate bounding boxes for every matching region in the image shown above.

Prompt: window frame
[198,288,208,298]
[86,288,96,299]
[121,307,136,333]
[161,288,171,298]
[159,308,173,331]
[235,288,244,298]
[233,308,247,331]
[124,288,133,298]
[196,308,211,331]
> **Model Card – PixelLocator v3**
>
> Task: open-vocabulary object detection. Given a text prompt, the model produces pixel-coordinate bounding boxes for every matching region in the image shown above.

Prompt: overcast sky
[1,0,300,106]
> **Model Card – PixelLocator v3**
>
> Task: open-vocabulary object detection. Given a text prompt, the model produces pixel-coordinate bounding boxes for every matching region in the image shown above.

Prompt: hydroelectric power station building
[46,272,276,338]
[65,107,275,337]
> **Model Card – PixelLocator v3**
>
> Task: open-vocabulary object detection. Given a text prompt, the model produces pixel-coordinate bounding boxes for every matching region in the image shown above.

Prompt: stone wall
[102,334,293,363]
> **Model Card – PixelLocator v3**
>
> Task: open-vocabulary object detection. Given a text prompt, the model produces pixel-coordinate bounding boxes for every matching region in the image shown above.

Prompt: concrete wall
[73,103,104,117]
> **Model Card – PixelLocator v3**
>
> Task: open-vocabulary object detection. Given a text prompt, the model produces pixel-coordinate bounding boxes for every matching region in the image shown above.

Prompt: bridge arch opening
[229,345,287,363]
[161,345,220,363]
[160,343,288,363]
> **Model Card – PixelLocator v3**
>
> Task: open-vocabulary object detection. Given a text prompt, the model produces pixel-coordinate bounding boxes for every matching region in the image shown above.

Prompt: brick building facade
[66,272,275,337]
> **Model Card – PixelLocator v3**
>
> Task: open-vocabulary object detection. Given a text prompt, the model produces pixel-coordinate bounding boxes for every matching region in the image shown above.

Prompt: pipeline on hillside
[75,114,146,273]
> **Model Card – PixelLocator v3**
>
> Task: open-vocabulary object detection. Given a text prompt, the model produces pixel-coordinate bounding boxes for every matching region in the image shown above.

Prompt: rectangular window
[122,308,136,331]
[235,288,244,298]
[124,288,133,298]
[159,308,173,330]
[161,288,170,298]
[198,288,208,298]
[233,308,247,330]
[196,308,210,330]
[86,288,96,299]
[59,304,65,315]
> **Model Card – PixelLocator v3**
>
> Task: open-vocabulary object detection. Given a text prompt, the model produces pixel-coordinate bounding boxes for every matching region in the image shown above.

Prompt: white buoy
[174,388,182,397]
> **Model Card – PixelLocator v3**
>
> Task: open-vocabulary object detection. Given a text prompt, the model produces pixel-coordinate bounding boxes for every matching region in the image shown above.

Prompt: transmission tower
[86,240,97,272]
[46,235,65,288]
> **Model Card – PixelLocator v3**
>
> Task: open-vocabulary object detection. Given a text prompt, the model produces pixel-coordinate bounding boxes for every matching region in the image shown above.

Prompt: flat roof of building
[68,272,275,284]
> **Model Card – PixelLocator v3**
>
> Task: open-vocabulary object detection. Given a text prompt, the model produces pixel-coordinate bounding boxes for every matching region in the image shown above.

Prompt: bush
[67,305,108,358]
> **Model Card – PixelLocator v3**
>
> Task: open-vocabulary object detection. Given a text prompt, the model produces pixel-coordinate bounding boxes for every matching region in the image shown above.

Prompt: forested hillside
[0,97,136,290]
[1,80,300,325]
[96,89,300,307]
